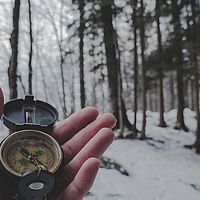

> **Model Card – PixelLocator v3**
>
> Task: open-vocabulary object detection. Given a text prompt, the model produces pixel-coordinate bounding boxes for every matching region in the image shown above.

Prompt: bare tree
[28,0,33,95]
[78,0,86,108]
[59,0,67,117]
[101,0,120,128]
[156,0,167,127]
[8,0,21,99]
[130,0,139,136]
[171,0,188,131]
[191,0,200,153]
[140,0,147,139]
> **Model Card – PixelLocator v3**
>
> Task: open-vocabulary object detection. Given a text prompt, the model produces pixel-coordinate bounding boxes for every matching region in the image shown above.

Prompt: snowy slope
[85,109,200,200]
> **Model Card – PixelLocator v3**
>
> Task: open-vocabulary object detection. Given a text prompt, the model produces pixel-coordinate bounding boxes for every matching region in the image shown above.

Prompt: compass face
[0,130,63,177]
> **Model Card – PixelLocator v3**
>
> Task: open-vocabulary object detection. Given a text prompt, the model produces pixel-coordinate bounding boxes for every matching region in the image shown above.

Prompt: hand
[52,107,116,200]
[0,87,116,200]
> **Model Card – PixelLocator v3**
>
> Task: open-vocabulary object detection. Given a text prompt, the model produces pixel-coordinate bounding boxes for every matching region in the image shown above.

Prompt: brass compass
[0,95,63,200]
[0,130,62,177]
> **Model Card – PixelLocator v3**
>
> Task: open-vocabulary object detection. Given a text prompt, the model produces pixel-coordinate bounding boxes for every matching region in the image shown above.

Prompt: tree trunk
[114,24,132,133]
[101,0,120,128]
[191,0,200,153]
[194,71,200,153]
[148,90,153,111]
[100,46,106,112]
[171,0,188,131]
[131,0,139,135]
[0,87,4,116]
[71,61,75,114]
[59,0,67,118]
[140,0,147,139]
[158,75,167,127]
[8,0,21,99]
[175,68,188,130]
[185,78,189,108]
[28,0,33,95]
[191,79,195,111]
[90,4,98,107]
[156,0,167,127]
[79,0,86,108]
[169,74,175,110]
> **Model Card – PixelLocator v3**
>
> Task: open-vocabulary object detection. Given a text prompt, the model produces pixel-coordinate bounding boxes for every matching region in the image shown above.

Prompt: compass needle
[17,145,48,171]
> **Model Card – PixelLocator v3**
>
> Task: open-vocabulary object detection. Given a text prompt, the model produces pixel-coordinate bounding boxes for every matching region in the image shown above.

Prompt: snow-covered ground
[85,109,200,200]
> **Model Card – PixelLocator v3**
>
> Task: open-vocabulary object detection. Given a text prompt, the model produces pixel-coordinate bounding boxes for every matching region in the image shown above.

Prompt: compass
[0,95,63,200]
[0,130,63,177]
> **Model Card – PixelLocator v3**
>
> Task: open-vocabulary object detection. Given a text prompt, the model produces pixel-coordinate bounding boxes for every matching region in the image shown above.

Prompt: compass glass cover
[0,130,63,177]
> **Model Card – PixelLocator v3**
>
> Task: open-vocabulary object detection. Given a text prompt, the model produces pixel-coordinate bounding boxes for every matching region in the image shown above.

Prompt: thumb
[0,87,4,117]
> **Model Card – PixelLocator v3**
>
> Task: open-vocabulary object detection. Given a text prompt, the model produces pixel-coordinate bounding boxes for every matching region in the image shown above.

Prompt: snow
[85,109,200,200]
[0,108,200,200]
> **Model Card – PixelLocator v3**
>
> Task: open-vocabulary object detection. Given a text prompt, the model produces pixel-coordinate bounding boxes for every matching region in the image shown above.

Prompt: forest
[0,0,200,151]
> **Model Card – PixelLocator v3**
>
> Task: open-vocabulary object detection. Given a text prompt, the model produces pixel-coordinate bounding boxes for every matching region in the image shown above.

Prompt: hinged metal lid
[3,95,58,132]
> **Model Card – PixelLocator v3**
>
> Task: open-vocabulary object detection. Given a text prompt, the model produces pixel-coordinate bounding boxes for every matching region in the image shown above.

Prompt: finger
[53,107,99,144]
[61,128,114,187]
[61,114,116,164]
[57,158,100,200]
[0,87,4,117]
[52,127,114,196]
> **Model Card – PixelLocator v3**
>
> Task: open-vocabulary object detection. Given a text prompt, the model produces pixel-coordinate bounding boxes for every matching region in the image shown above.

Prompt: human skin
[0,87,116,200]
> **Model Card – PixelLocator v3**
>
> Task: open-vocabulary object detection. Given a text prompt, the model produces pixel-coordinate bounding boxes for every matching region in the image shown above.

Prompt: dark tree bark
[90,3,98,107]
[130,0,139,135]
[171,0,188,131]
[100,45,106,111]
[28,0,33,95]
[59,0,67,118]
[60,51,67,118]
[156,0,167,127]
[8,0,21,99]
[158,76,166,127]
[0,87,4,116]
[101,0,120,128]
[114,26,132,133]
[169,74,175,110]
[185,77,189,108]
[140,0,147,139]
[191,0,200,153]
[191,79,195,111]
[148,90,154,111]
[79,0,86,108]
[70,60,75,114]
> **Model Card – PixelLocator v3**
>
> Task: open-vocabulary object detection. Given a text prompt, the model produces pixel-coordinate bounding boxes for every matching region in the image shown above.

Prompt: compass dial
[0,130,63,177]
[7,141,54,174]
